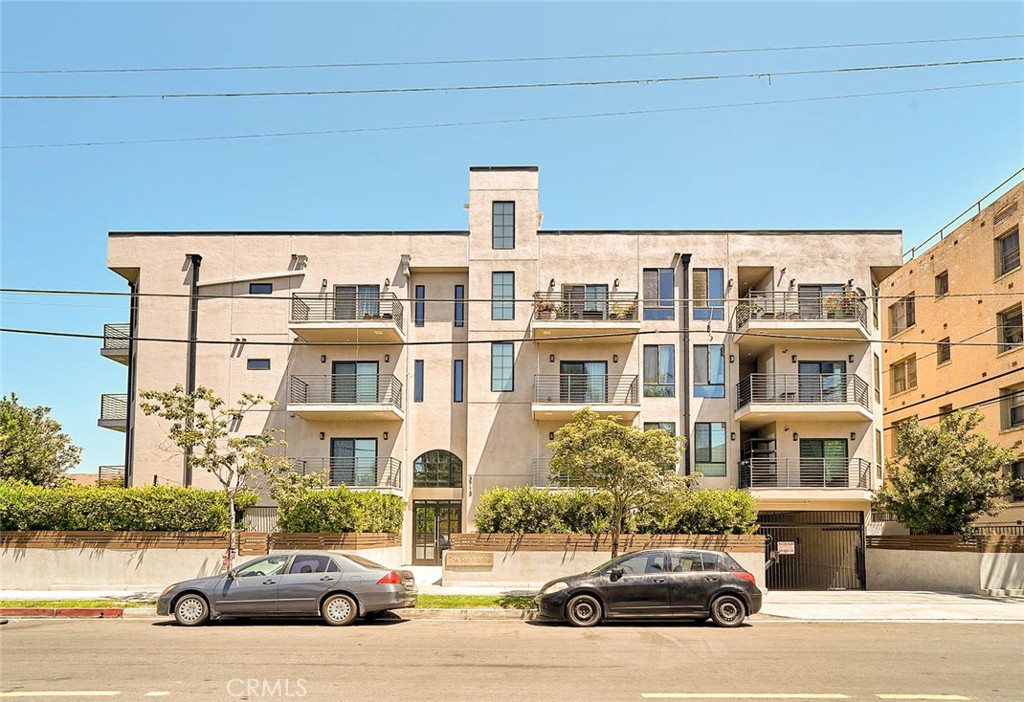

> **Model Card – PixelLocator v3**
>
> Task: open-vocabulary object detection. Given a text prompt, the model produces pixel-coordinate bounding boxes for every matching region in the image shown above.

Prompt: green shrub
[0,480,257,531]
[639,488,759,535]
[276,487,403,533]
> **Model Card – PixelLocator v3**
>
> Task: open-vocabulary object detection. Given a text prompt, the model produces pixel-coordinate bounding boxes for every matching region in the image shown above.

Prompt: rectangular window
[643,345,675,397]
[889,294,916,336]
[454,285,465,327]
[491,272,515,320]
[872,282,880,330]
[642,268,674,320]
[934,271,949,297]
[414,360,424,403]
[694,422,727,477]
[491,342,514,392]
[890,355,918,396]
[453,359,464,403]
[996,226,1020,277]
[873,354,881,404]
[247,359,271,370]
[997,303,1023,353]
[414,285,425,327]
[644,422,676,435]
[1011,461,1024,502]
[693,268,725,321]
[938,404,953,418]
[248,282,273,294]
[1001,384,1024,429]
[936,338,951,365]
[892,416,916,455]
[492,201,515,249]
[694,344,725,398]
[875,428,883,479]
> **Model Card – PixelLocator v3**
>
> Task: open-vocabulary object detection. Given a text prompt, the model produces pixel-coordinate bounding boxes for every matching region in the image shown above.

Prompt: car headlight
[160,584,177,597]
[540,581,569,596]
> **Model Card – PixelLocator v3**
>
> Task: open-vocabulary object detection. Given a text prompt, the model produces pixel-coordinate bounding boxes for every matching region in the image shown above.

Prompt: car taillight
[377,571,402,585]
[735,571,756,586]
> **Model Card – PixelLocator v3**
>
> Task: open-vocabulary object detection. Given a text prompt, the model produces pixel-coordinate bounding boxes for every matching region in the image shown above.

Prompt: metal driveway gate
[759,511,865,590]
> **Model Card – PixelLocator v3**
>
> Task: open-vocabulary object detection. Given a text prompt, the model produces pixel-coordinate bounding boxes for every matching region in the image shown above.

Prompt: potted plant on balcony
[534,292,559,320]
[823,293,844,318]
[610,300,637,320]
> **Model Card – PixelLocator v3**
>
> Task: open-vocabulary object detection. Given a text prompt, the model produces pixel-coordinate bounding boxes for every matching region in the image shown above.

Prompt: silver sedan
[157,551,417,626]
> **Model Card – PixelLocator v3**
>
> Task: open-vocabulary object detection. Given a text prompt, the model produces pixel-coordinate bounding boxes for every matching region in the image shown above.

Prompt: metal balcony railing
[291,456,402,489]
[289,374,403,408]
[99,394,128,421]
[533,374,639,405]
[531,458,589,487]
[102,323,130,351]
[532,291,640,322]
[736,374,870,411]
[735,290,868,330]
[739,457,873,489]
[97,465,126,487]
[290,292,404,331]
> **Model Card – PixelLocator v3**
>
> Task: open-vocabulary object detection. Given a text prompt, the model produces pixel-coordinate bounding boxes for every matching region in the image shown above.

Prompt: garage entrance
[759,511,865,590]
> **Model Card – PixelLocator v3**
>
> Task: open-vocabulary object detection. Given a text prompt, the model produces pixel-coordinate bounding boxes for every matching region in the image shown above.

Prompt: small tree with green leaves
[874,410,1023,535]
[140,385,292,566]
[548,408,691,556]
[0,393,82,486]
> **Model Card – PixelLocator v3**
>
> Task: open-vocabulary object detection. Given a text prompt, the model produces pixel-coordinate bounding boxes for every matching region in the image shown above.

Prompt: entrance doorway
[412,500,461,566]
[760,511,865,590]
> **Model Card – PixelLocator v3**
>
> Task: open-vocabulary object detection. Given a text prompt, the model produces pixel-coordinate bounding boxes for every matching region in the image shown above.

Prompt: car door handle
[262,579,277,585]
[704,576,720,582]
[319,576,335,582]
[652,577,667,584]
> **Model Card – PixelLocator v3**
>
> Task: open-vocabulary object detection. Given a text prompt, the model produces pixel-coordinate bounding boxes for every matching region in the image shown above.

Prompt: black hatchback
[533,548,762,628]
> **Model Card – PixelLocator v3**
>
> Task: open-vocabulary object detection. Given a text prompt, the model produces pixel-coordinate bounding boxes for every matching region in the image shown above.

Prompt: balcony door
[562,284,609,319]
[334,284,380,321]
[330,438,377,487]
[332,361,379,403]
[799,439,849,487]
[798,361,846,403]
[797,284,843,319]
[560,361,608,403]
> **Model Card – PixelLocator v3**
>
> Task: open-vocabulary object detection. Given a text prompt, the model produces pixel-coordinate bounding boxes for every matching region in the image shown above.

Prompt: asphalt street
[2,618,1022,702]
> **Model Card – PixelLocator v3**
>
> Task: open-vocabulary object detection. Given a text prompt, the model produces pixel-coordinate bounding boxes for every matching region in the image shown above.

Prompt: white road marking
[143,694,169,698]
[875,696,971,700]
[0,694,121,699]
[641,695,851,700]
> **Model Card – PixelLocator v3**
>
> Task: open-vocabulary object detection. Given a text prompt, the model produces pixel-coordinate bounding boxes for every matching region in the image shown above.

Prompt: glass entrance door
[330,438,377,487]
[332,361,378,403]
[559,361,608,403]
[413,500,462,565]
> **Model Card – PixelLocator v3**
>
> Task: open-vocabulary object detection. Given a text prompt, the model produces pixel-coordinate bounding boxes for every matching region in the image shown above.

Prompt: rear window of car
[716,553,745,572]
[341,554,387,570]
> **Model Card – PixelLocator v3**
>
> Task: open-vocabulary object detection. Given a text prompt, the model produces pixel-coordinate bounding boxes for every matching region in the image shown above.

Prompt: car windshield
[587,555,626,574]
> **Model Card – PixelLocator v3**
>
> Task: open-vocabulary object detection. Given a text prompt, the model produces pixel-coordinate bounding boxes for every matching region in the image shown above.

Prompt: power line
[883,366,1024,416]
[6,34,1022,75]
[4,56,1021,101]
[883,387,1024,430]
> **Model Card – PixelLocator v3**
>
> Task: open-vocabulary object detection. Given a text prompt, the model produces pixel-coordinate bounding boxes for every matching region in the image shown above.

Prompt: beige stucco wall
[866,548,1024,595]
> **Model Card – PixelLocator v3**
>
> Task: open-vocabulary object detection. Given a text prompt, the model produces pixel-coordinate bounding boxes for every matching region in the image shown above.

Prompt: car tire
[565,594,602,628]
[709,594,746,628]
[321,593,358,626]
[173,594,210,627]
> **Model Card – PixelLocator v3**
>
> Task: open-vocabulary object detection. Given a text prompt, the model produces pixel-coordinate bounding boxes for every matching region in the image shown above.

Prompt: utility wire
[4,56,1021,101]
[883,386,1024,430]
[6,34,1022,75]
[883,366,1024,416]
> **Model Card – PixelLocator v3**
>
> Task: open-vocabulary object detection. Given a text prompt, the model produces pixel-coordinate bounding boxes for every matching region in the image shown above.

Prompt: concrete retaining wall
[866,549,1024,595]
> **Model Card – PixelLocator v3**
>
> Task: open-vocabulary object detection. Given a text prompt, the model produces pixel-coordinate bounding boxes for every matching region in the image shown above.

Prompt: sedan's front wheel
[321,593,358,626]
[173,594,209,626]
[709,594,746,628]
[565,594,602,627]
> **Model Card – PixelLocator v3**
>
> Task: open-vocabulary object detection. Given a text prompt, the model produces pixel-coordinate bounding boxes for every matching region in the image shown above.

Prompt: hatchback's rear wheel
[321,594,358,626]
[565,594,602,627]
[709,594,746,628]
[173,594,209,627]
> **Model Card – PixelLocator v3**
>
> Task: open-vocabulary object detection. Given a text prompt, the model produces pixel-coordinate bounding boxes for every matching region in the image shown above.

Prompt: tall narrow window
[889,293,916,335]
[414,285,425,327]
[936,338,951,365]
[694,422,727,477]
[1001,384,1024,429]
[996,226,1020,277]
[643,345,675,397]
[414,360,424,403]
[1011,461,1024,502]
[642,268,674,320]
[873,354,881,404]
[934,271,949,297]
[491,342,514,392]
[997,303,1023,353]
[693,268,725,320]
[454,284,465,327]
[491,272,515,320]
[694,344,725,398]
[871,282,880,329]
[453,359,464,403]
[875,428,883,480]
[492,201,515,249]
[890,355,917,395]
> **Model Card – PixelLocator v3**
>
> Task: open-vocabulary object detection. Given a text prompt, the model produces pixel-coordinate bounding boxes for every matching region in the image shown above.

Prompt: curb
[0,607,124,619]
[399,608,531,620]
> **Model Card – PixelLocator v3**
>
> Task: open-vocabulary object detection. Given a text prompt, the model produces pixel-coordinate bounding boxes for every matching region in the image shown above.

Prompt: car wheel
[565,594,602,628]
[321,594,358,626]
[709,594,746,628]
[173,594,209,627]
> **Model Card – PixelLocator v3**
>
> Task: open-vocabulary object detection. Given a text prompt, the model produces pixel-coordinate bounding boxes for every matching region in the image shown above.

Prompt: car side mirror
[609,567,625,580]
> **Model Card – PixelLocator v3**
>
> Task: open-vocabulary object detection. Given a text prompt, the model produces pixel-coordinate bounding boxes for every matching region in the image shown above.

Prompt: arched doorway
[412,450,463,565]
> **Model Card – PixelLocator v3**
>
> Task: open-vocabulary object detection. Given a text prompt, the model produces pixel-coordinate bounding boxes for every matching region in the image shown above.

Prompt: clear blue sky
[2,2,1022,473]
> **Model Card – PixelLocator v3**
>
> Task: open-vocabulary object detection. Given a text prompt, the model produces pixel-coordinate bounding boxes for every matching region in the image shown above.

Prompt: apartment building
[883,179,1024,526]
[99,166,902,589]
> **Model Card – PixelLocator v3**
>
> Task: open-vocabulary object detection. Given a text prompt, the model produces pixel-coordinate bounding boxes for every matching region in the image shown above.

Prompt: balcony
[531,458,591,487]
[735,373,872,425]
[289,293,405,343]
[532,374,640,420]
[740,458,874,501]
[100,323,130,364]
[287,374,404,421]
[734,291,869,349]
[291,456,402,492]
[531,291,640,341]
[98,394,127,431]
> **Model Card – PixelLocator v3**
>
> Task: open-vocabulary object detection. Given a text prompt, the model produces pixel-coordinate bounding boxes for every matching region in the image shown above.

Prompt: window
[875,428,883,479]
[414,360,424,403]
[997,303,1023,353]
[934,271,948,297]
[492,201,515,249]
[938,404,953,418]
[454,285,465,327]
[491,272,515,320]
[666,551,704,573]
[889,294,916,335]
[693,268,725,320]
[890,355,918,395]
[1001,384,1024,429]
[643,268,674,320]
[413,449,463,488]
[491,342,513,392]
[333,284,380,319]
[694,422,727,477]
[612,552,666,575]
[996,226,1020,277]
[892,417,914,455]
[247,359,271,370]
[453,359,464,403]
[235,555,289,578]
[249,282,273,294]
[414,285,425,327]
[1011,461,1024,502]
[643,345,675,397]
[287,555,335,575]
[872,282,880,329]
[644,422,676,435]
[694,344,725,398]
[873,354,881,403]
[935,338,952,365]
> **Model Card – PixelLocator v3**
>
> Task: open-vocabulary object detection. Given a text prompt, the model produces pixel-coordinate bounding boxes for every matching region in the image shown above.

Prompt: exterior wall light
[383,431,389,441]
[384,354,390,363]
[319,432,325,440]
[549,354,555,363]
[320,355,327,363]
[792,432,799,441]
[613,354,619,363]
[850,432,856,441]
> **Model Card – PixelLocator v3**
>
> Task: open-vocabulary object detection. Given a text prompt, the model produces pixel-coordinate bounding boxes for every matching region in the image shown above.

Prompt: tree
[0,393,82,486]
[874,410,1024,535]
[548,408,690,556]
[140,385,292,567]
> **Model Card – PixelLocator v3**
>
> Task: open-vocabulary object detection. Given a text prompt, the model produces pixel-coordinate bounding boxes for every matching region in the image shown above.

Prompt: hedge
[276,487,404,533]
[474,486,758,535]
[0,480,258,531]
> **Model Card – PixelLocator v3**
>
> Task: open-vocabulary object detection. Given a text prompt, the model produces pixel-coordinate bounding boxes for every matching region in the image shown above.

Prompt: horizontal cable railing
[533,374,639,405]
[97,465,126,487]
[530,458,590,487]
[289,374,403,408]
[739,457,873,489]
[735,290,867,329]
[290,292,404,331]
[102,323,130,350]
[291,456,402,489]
[736,374,870,411]
[99,394,128,421]
[532,291,640,322]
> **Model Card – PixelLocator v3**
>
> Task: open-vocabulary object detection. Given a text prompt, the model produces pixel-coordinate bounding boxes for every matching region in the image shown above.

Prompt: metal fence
[736,373,870,411]
[291,456,402,489]
[99,394,128,421]
[530,458,590,487]
[532,291,639,321]
[735,290,867,329]
[289,374,403,408]
[739,458,872,489]
[533,374,639,405]
[290,292,404,331]
[102,323,130,350]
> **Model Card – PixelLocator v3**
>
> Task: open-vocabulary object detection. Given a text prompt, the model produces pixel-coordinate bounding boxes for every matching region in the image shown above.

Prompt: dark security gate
[759,511,865,590]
